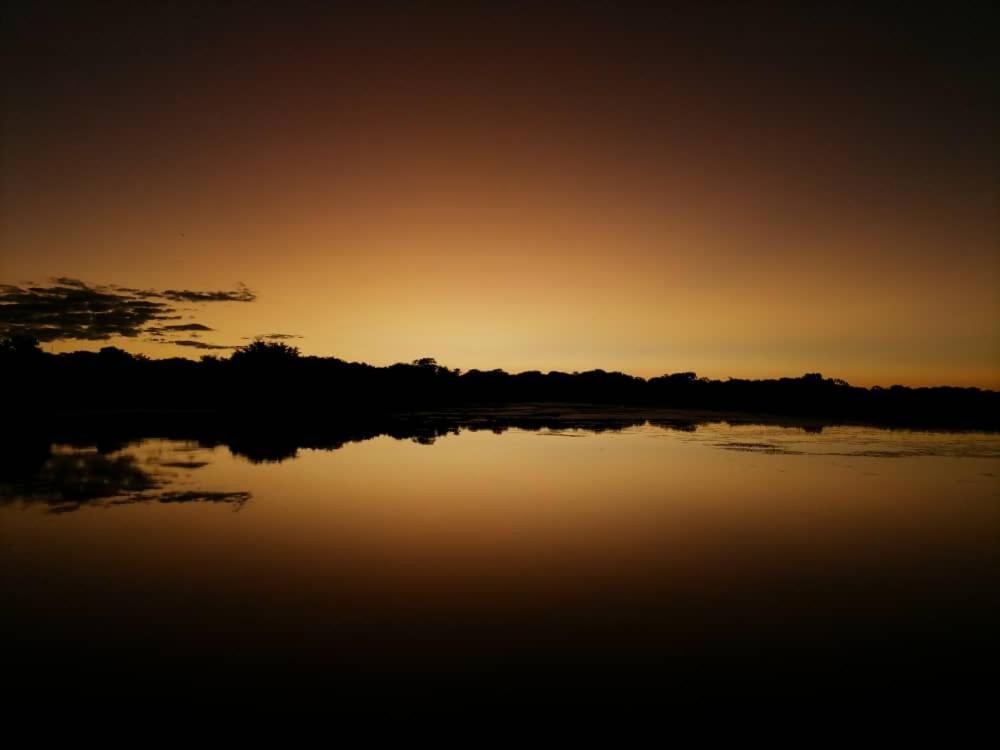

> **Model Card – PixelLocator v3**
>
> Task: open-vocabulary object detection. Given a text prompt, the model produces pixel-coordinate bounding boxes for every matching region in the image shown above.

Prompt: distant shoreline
[5,338,998,433]
[24,402,1000,436]
[4,403,994,474]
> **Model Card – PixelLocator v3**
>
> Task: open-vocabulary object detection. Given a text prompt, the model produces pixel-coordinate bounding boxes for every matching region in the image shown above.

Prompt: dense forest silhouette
[3,335,997,431]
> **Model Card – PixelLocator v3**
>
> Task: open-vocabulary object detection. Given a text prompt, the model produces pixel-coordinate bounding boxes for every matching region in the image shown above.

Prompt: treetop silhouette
[2,335,996,430]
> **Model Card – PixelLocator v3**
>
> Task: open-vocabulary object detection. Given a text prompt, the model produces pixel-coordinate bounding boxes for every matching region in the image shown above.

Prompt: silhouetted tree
[2,334,996,429]
[230,339,301,364]
[98,346,135,363]
[0,334,43,360]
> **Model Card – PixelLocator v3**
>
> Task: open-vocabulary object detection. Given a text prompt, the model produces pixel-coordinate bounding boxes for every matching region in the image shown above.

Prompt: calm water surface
[3,421,998,696]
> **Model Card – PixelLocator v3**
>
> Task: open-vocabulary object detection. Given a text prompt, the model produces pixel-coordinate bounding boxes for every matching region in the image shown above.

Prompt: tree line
[3,336,997,429]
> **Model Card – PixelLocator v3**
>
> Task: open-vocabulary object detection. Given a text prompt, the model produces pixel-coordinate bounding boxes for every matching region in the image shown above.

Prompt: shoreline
[19,402,1000,436]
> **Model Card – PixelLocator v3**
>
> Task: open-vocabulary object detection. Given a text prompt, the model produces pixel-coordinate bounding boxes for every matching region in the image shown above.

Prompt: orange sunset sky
[2,3,997,387]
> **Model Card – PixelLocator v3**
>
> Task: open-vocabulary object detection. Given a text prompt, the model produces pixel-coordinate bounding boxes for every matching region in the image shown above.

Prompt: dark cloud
[0,279,254,344]
[167,323,213,331]
[52,277,88,288]
[0,283,174,342]
[160,283,255,303]
[146,323,215,335]
[173,340,236,350]
[110,286,166,299]
[244,333,303,340]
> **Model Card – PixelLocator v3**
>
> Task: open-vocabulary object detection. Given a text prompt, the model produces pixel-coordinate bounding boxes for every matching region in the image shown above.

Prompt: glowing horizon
[4,4,997,389]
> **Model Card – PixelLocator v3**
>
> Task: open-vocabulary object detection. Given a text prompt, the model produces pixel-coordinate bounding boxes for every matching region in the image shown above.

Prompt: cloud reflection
[0,443,250,514]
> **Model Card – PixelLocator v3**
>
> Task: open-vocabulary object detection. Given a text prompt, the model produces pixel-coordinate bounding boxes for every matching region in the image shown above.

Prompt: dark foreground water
[3,418,998,700]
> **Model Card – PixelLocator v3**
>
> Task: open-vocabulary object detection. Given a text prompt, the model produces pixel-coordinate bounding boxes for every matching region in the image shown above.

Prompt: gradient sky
[2,2,997,387]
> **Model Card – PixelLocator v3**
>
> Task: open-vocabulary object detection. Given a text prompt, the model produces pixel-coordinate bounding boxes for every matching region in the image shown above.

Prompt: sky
[2,2,997,387]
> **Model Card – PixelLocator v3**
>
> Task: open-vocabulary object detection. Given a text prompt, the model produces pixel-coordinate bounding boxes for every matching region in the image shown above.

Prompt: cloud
[146,323,215,334]
[167,323,213,331]
[52,277,89,288]
[0,279,255,344]
[244,332,303,340]
[173,340,236,350]
[0,283,174,341]
[159,283,256,303]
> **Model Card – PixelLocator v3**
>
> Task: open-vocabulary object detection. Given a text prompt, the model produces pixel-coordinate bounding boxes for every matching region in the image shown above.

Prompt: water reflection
[4,410,998,515]
[2,411,998,700]
[9,406,999,473]
[0,441,250,513]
